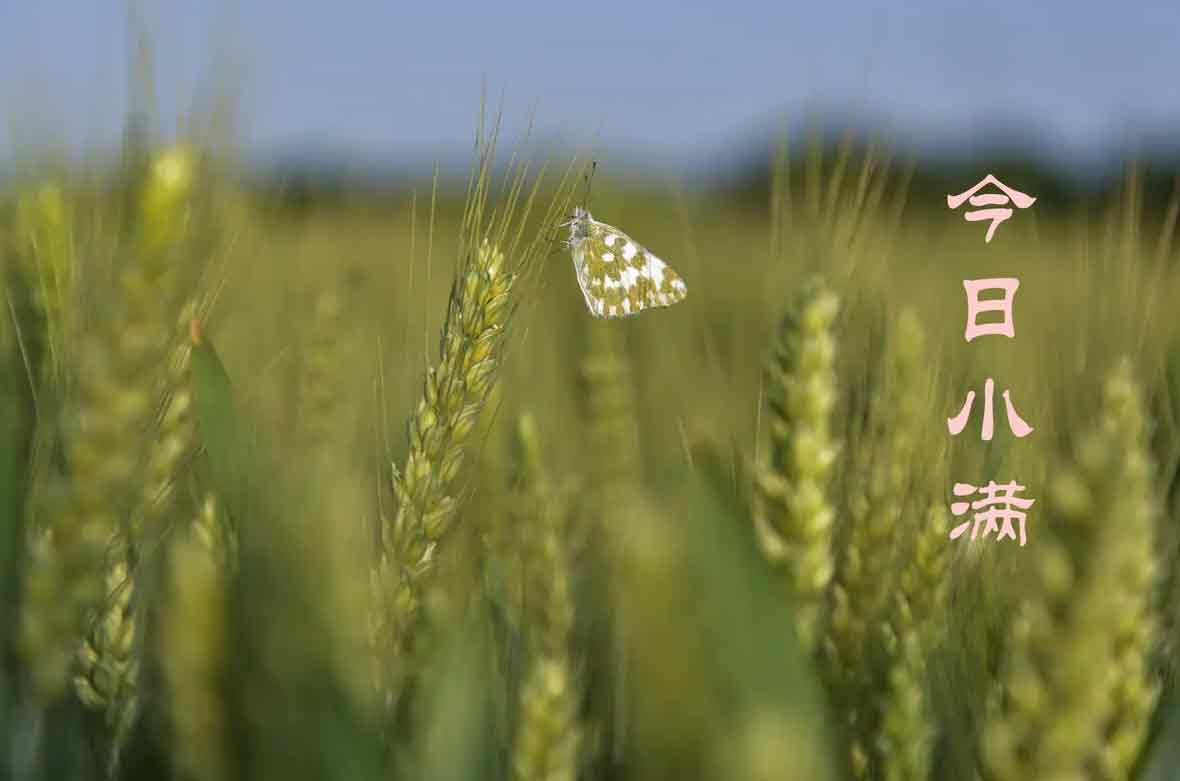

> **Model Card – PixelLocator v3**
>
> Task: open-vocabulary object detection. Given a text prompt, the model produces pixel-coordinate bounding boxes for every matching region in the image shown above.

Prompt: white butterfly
[560,207,687,318]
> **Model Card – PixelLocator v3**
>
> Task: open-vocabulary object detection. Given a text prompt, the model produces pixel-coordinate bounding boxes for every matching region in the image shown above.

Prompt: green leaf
[619,473,842,781]
[189,320,247,520]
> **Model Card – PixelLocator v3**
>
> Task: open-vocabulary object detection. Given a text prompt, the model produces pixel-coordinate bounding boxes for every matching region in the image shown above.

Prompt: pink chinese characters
[947,174,1036,243]
[949,481,1035,546]
[945,183,1038,544]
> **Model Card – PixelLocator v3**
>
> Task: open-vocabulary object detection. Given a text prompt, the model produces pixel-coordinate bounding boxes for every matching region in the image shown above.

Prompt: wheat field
[3,96,1180,781]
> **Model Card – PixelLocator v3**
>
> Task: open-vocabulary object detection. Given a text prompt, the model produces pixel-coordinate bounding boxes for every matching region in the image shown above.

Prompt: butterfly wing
[573,220,687,318]
[571,232,605,317]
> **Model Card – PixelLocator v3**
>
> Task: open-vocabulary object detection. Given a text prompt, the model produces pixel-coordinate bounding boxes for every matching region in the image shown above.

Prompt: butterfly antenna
[583,160,597,209]
[557,160,599,235]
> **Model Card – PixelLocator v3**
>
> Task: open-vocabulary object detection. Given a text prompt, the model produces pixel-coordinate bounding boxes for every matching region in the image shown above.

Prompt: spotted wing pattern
[571,215,687,319]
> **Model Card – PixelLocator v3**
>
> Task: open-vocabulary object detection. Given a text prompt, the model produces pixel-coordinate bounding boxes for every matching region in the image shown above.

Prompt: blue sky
[1,2,1178,176]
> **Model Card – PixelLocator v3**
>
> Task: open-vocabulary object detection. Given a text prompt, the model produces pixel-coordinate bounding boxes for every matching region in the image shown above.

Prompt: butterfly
[560,206,687,318]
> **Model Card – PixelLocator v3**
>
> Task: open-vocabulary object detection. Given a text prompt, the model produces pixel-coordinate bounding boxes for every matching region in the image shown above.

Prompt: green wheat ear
[577,318,643,766]
[369,138,579,716]
[13,182,76,385]
[20,145,200,702]
[875,503,950,781]
[823,307,928,778]
[981,358,1157,781]
[1089,360,1160,779]
[753,274,840,654]
[73,298,205,743]
[373,237,516,708]
[510,412,581,781]
[296,285,342,449]
[160,498,230,781]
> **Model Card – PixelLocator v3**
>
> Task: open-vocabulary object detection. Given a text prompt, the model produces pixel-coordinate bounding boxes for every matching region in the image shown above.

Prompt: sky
[1,2,1179,178]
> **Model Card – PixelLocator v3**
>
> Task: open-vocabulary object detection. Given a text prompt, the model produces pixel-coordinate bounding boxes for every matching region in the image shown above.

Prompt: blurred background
[3,1,1179,189]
